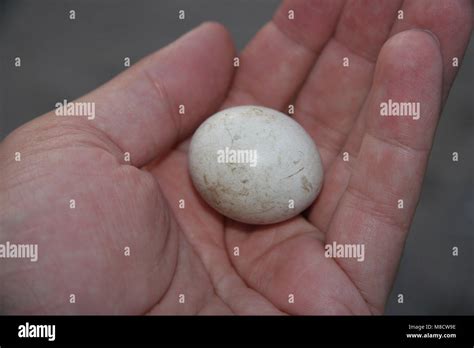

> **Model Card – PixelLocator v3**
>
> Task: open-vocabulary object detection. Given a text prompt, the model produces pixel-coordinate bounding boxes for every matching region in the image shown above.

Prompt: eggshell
[188,105,323,225]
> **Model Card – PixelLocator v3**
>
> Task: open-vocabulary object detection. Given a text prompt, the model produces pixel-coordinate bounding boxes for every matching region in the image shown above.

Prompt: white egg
[188,105,324,225]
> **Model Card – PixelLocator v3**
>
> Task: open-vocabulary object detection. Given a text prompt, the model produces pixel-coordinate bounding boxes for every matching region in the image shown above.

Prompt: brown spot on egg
[301,176,313,192]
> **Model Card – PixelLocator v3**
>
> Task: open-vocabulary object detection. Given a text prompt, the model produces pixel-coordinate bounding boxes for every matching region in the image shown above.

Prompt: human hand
[0,0,472,314]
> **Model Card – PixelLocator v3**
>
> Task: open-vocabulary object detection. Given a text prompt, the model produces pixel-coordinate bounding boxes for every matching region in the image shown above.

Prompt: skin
[0,0,472,315]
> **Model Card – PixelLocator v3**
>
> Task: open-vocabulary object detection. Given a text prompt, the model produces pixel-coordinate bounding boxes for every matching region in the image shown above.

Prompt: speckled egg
[188,105,323,225]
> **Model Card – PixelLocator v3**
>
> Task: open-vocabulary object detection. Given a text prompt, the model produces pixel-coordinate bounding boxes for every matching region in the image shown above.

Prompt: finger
[308,0,472,231]
[40,22,235,167]
[223,0,345,110]
[326,30,443,313]
[390,0,473,101]
[293,0,402,169]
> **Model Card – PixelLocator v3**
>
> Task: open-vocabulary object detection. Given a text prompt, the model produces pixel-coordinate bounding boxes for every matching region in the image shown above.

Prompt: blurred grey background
[0,0,472,314]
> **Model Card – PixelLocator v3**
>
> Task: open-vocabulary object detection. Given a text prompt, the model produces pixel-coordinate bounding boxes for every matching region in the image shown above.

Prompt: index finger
[223,0,345,110]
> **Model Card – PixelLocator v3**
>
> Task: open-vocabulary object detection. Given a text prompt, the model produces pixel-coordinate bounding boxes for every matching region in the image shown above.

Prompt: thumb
[37,22,235,167]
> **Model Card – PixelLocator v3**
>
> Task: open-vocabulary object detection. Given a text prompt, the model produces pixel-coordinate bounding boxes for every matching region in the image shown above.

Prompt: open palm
[1,0,471,314]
